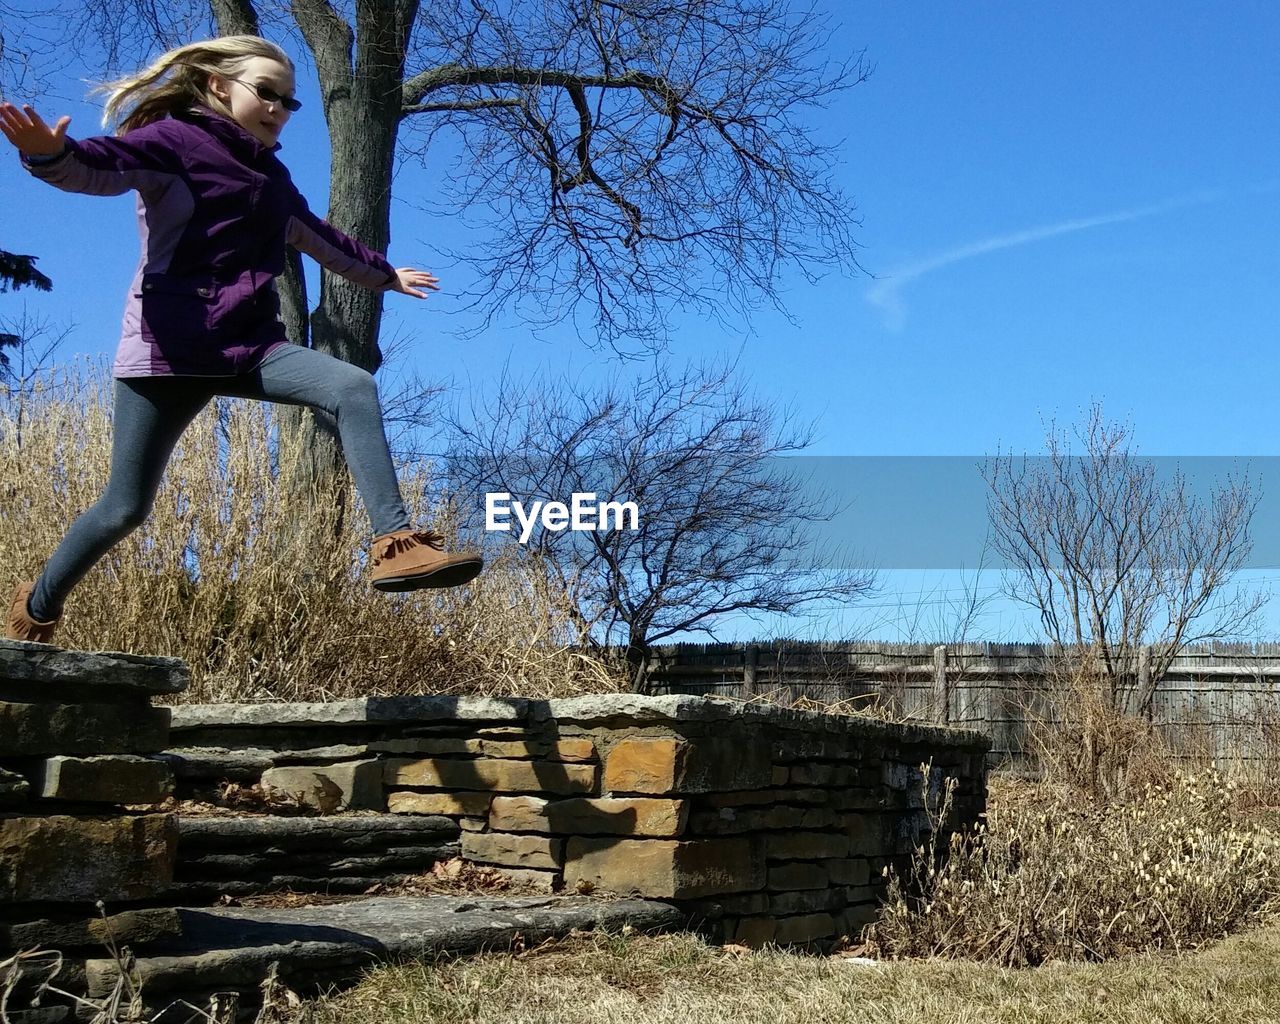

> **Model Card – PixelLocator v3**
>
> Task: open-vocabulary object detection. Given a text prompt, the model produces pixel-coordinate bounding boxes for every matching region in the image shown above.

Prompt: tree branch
[401,97,523,114]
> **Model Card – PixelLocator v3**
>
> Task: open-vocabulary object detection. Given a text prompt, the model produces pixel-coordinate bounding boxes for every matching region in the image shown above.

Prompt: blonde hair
[95,36,294,135]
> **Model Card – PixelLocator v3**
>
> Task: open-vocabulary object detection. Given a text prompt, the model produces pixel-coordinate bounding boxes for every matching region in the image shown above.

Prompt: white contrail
[866,184,1277,330]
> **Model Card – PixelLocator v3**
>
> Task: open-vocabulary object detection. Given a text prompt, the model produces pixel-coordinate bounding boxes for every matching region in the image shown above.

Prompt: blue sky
[2,2,1278,641]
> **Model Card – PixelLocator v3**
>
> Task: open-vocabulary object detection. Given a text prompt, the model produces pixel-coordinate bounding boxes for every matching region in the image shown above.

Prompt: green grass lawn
[294,916,1280,1024]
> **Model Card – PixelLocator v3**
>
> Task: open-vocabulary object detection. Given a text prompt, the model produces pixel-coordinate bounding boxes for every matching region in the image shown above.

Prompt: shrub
[867,767,1280,965]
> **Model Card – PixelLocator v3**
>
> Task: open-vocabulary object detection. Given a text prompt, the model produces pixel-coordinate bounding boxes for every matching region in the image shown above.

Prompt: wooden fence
[646,641,1280,769]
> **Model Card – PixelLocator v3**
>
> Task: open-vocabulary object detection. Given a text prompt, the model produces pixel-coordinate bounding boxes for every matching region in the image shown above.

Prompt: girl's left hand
[391,267,440,299]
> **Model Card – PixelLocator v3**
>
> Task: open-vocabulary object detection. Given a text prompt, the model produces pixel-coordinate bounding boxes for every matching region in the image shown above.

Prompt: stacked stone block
[0,638,185,1006]
[163,697,551,894]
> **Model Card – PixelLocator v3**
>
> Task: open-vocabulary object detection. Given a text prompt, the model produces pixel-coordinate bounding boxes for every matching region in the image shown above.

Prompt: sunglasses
[230,78,301,112]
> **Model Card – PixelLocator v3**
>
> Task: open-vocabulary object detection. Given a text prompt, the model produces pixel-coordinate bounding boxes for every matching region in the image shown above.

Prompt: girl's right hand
[0,103,71,157]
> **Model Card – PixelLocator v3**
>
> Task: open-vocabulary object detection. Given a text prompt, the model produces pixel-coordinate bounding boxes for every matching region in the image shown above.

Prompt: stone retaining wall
[1,636,989,973]
[165,694,990,947]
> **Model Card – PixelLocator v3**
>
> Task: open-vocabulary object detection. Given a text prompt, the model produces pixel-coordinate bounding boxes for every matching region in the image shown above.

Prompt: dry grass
[272,920,1280,1024]
[14,922,1280,1024]
[0,366,627,702]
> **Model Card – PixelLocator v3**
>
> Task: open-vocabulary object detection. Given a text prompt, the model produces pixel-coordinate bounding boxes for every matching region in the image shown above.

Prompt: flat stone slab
[0,640,188,700]
[169,696,527,731]
[178,813,459,849]
[167,694,988,751]
[179,844,455,879]
[1,907,182,953]
[158,746,372,781]
[84,895,687,998]
[531,694,991,748]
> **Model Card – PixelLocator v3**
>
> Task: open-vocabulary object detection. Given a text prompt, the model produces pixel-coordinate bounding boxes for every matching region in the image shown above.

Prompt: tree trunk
[291,0,414,516]
[627,640,653,695]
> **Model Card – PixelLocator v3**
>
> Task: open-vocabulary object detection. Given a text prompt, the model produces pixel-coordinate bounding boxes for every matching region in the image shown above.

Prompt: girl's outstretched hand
[0,103,70,157]
[390,267,440,299]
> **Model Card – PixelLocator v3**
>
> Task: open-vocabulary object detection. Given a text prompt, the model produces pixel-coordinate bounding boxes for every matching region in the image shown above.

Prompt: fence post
[743,644,759,699]
[933,645,950,725]
[1137,644,1152,717]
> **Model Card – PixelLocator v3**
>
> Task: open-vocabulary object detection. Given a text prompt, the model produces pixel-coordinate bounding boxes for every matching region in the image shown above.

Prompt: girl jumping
[1,35,482,645]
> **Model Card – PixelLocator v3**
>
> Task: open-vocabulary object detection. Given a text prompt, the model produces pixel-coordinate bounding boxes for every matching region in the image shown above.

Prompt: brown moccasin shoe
[369,529,483,592]
[6,580,60,644]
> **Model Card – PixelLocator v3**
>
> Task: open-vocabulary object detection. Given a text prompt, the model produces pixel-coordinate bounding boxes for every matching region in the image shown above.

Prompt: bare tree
[3,4,62,395]
[445,357,876,691]
[983,403,1263,718]
[0,0,76,99]
[66,0,867,481]
[0,309,73,448]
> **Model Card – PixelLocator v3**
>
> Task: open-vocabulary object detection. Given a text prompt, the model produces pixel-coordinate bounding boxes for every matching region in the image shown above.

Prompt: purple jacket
[22,108,397,377]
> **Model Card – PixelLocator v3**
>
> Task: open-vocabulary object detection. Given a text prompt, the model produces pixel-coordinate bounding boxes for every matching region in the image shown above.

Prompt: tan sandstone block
[488,867,560,893]
[385,757,597,794]
[388,791,492,816]
[564,836,763,899]
[462,831,563,870]
[261,760,384,813]
[603,737,687,793]
[0,813,177,902]
[490,795,688,837]
[604,736,772,795]
[547,738,597,762]
[369,738,480,756]
[479,738,597,762]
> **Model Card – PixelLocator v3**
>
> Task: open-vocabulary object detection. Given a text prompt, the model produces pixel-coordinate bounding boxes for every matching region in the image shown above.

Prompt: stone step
[81,895,689,1009]
[0,640,188,703]
[177,813,458,849]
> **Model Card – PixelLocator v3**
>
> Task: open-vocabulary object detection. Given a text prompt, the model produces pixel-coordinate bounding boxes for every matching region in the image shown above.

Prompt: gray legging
[28,344,411,622]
